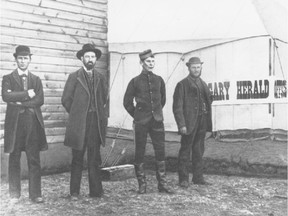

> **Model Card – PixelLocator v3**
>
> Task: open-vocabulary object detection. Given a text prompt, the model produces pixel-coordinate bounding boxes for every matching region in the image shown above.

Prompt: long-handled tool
[101,114,129,167]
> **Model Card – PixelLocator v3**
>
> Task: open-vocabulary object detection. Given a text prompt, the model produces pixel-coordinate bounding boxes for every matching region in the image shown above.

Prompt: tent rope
[104,55,124,107]
[274,39,286,80]
[165,54,185,85]
[104,52,185,167]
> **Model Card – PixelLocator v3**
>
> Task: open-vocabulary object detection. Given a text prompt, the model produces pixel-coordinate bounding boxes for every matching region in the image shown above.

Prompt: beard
[84,61,95,70]
[190,70,201,78]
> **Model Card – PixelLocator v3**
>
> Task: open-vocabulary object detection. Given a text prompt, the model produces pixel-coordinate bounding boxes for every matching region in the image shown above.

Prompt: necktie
[87,72,93,80]
[20,74,28,90]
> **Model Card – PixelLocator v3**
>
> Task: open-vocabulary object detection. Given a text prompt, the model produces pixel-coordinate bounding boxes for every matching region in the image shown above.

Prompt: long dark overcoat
[61,68,108,151]
[1,70,48,153]
[173,75,212,135]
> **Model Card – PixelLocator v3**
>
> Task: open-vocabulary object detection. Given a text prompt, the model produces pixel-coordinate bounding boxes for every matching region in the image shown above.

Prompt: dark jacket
[123,70,166,124]
[61,68,108,150]
[173,75,212,135]
[1,70,48,153]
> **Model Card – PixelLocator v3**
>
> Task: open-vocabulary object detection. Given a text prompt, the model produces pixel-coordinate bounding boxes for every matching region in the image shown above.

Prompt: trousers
[178,114,207,183]
[134,118,165,164]
[9,110,42,199]
[70,112,103,197]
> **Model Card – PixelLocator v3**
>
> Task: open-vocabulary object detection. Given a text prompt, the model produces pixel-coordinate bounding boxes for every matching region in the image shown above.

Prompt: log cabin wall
[0,0,108,176]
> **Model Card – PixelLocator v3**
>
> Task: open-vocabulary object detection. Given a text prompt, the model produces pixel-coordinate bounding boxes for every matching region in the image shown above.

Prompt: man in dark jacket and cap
[173,57,212,188]
[2,45,48,203]
[62,43,108,200]
[123,49,174,194]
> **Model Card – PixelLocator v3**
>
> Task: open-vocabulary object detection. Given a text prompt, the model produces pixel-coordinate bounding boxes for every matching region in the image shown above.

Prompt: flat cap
[139,49,154,61]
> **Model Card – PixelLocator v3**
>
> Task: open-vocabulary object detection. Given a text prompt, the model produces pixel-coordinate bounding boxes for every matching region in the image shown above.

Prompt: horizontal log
[44,89,64,97]
[101,164,135,181]
[6,0,107,17]
[0,121,66,131]
[44,120,67,128]
[0,134,65,145]
[0,127,65,139]
[45,127,66,136]
[1,10,107,35]
[41,104,66,112]
[42,112,68,121]
[0,113,67,122]
[56,0,107,10]
[2,1,107,25]
[1,35,108,53]
[1,52,108,69]
[0,104,66,113]
[0,43,108,59]
[0,60,108,74]
[46,135,65,144]
[1,18,107,39]
[44,96,62,104]
[43,81,65,89]
[1,26,107,47]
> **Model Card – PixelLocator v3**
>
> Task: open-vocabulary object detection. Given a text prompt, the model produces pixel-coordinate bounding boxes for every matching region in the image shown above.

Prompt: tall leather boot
[156,161,175,194]
[134,163,147,194]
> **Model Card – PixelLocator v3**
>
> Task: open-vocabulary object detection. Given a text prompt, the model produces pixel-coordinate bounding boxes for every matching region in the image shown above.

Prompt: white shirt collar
[17,68,29,76]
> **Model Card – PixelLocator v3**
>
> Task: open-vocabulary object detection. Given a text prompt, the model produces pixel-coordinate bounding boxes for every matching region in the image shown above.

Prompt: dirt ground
[0,171,287,216]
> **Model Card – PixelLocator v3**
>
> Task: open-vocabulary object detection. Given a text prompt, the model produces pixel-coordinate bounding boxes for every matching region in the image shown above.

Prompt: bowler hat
[76,43,102,60]
[139,49,154,61]
[13,45,32,58]
[186,57,203,67]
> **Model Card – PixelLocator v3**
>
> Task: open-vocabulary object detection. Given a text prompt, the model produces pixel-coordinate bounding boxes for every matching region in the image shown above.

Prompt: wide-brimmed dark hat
[76,43,102,60]
[186,57,203,67]
[139,49,154,61]
[13,45,32,58]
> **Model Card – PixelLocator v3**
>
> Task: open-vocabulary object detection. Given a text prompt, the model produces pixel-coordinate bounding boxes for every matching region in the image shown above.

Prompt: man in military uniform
[123,49,174,194]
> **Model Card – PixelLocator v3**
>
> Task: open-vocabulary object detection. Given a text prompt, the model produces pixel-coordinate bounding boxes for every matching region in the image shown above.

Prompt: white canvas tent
[108,0,287,140]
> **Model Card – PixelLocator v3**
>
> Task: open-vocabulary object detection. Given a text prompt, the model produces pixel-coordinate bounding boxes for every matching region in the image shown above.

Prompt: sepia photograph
[0,0,287,215]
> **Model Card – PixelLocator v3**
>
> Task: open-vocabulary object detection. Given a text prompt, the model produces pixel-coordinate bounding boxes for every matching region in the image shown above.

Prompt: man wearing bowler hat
[2,45,48,203]
[62,43,108,200]
[123,49,174,194]
[173,57,212,188]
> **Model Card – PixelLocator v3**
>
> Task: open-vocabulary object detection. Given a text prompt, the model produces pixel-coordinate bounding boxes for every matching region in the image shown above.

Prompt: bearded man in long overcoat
[62,43,108,200]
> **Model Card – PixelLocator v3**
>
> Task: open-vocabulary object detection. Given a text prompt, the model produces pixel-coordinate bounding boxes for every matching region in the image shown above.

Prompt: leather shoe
[89,192,104,198]
[10,197,20,204]
[32,197,44,203]
[70,194,80,201]
[159,186,175,194]
[179,181,189,188]
[193,180,212,185]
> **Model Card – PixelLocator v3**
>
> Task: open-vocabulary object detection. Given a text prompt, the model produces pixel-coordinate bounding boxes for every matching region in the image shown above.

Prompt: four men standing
[1,45,212,201]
